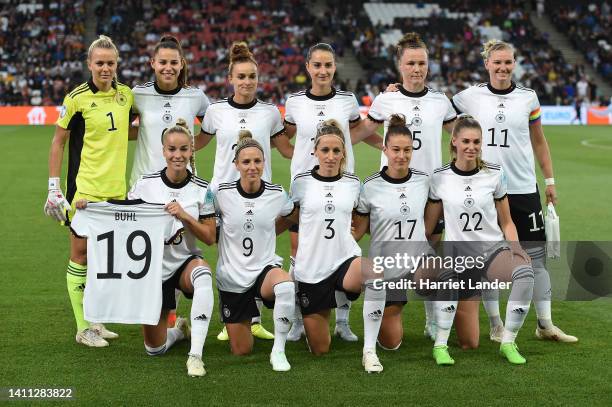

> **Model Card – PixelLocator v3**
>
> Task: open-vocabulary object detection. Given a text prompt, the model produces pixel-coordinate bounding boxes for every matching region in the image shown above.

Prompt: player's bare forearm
[424,201,442,240]
[194,132,213,151]
[363,133,383,150]
[276,208,299,235]
[284,123,296,140]
[495,198,519,241]
[351,213,369,241]
[443,120,456,134]
[350,118,379,144]
[182,215,216,245]
[128,125,139,140]
[272,133,294,158]
[529,122,554,179]
[49,126,70,177]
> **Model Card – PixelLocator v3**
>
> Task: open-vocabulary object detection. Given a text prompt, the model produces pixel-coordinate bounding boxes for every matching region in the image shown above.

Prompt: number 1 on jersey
[106,112,118,131]
[487,128,509,148]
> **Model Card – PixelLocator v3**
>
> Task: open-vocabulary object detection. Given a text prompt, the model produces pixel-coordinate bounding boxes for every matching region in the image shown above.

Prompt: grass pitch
[0,125,610,405]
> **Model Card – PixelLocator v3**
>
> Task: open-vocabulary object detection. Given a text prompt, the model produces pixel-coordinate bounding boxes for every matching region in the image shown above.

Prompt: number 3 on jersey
[324,218,335,239]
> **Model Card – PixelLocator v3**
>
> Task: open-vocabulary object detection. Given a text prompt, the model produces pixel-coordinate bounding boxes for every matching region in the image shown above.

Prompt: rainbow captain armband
[529,107,542,124]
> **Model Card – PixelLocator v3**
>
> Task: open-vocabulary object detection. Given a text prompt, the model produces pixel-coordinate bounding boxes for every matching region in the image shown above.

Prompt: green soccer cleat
[500,342,526,364]
[216,326,229,341]
[432,345,455,365]
[251,323,274,340]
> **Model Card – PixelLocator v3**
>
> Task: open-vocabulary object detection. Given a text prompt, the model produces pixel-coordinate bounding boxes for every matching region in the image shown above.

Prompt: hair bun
[238,129,253,141]
[387,113,407,127]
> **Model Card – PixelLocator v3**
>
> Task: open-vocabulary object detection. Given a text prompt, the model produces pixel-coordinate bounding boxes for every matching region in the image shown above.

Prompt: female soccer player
[284,43,382,341]
[129,35,210,328]
[201,41,293,341]
[425,115,535,365]
[353,114,433,350]
[79,120,213,376]
[129,35,210,187]
[207,131,296,372]
[45,35,134,347]
[352,32,457,338]
[280,120,386,373]
[452,39,577,343]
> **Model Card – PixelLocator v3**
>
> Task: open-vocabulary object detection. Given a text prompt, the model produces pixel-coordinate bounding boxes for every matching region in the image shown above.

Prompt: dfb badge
[464,198,475,208]
[324,203,335,214]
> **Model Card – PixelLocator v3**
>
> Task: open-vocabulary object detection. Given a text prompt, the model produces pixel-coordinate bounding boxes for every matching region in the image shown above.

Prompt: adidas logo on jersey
[245,209,254,215]
[325,192,333,198]
[413,106,420,111]
[441,305,456,313]
[498,103,505,108]
[164,102,171,108]
[194,313,208,321]
[367,309,383,320]
[399,193,407,199]
[317,111,325,116]
[90,102,97,108]
[465,186,472,191]
[239,118,246,123]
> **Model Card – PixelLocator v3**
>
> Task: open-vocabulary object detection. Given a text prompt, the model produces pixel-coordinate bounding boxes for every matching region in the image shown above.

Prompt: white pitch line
[580,139,612,150]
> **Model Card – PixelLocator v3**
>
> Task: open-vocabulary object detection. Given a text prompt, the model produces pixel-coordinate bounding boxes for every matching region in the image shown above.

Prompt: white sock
[272,281,295,353]
[433,270,458,347]
[165,326,184,350]
[144,342,167,356]
[189,267,213,357]
[174,288,181,311]
[434,301,457,347]
[532,255,553,329]
[252,298,262,324]
[362,282,385,352]
[335,290,351,324]
[503,265,535,343]
[424,300,435,326]
[481,288,503,328]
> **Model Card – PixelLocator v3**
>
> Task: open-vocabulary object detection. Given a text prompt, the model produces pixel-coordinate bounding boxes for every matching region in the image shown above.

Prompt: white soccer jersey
[290,168,362,283]
[70,201,182,325]
[128,169,211,280]
[201,96,284,188]
[130,82,210,187]
[368,86,456,175]
[357,167,430,242]
[430,162,507,245]
[452,82,541,194]
[285,88,361,180]
[211,181,294,293]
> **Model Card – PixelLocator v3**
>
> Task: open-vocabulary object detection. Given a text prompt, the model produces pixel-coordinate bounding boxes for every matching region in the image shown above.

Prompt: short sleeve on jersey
[284,98,295,125]
[494,167,508,200]
[349,97,361,123]
[57,93,78,129]
[429,173,441,202]
[443,97,457,123]
[289,176,304,204]
[367,94,386,123]
[528,93,541,124]
[69,208,89,238]
[270,108,285,138]
[201,187,217,217]
[356,183,370,215]
[198,91,210,117]
[280,190,295,216]
[451,89,470,115]
[201,107,215,136]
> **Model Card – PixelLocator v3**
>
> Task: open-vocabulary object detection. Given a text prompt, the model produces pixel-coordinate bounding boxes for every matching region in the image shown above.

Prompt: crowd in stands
[548,1,611,88]
[0,0,609,107]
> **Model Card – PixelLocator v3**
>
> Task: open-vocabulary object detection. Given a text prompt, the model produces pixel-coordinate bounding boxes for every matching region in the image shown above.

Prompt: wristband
[48,177,60,190]
[544,178,555,186]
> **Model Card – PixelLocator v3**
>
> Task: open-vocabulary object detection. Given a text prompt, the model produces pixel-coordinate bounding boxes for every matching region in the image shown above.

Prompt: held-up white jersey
[285,88,360,180]
[290,167,362,283]
[71,201,182,325]
[128,169,211,280]
[430,162,507,245]
[452,82,541,194]
[211,181,294,293]
[130,82,210,187]
[368,86,456,175]
[201,96,284,188]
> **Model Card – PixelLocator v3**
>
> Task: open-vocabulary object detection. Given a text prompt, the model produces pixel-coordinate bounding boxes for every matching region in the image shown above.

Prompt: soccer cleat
[535,325,578,343]
[251,323,274,340]
[90,323,119,339]
[489,324,504,343]
[216,326,229,341]
[175,317,190,340]
[270,351,291,372]
[432,345,455,365]
[76,328,109,348]
[287,321,304,341]
[424,323,437,342]
[186,354,206,377]
[500,342,526,364]
[362,350,383,373]
[334,322,358,342]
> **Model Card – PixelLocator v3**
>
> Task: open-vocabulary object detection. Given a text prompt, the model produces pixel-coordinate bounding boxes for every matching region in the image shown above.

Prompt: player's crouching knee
[459,339,479,350]
[378,338,402,351]
[144,343,167,356]
[230,341,253,356]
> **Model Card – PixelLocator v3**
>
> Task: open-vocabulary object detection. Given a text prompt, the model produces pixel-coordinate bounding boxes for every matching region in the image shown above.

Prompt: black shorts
[507,190,546,243]
[297,256,360,315]
[218,265,278,323]
[385,277,409,307]
[162,255,202,309]
[456,246,509,300]
[432,218,445,236]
